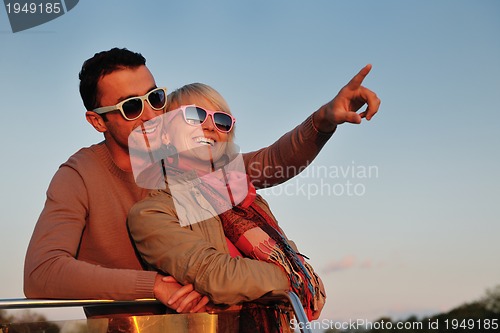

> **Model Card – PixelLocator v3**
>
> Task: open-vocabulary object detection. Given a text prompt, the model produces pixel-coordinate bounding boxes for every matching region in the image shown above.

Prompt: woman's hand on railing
[153,275,209,313]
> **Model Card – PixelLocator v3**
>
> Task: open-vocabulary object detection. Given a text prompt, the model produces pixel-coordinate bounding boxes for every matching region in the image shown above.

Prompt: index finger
[346,64,372,90]
[168,284,194,306]
[177,291,207,313]
[191,296,210,313]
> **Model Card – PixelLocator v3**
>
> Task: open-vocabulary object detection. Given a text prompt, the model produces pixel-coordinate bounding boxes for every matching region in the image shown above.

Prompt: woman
[127,83,325,332]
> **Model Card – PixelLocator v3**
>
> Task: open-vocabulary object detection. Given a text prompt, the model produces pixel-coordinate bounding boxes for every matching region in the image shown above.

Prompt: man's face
[96,65,163,154]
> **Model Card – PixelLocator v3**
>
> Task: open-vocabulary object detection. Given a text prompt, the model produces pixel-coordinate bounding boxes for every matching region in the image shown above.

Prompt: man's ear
[86,111,107,133]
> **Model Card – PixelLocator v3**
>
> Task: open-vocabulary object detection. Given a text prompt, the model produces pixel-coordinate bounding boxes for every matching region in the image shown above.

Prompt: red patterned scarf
[162,161,316,322]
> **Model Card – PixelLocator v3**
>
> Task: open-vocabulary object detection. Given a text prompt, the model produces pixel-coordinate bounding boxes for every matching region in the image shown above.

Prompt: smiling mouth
[194,136,215,146]
[142,126,157,135]
[140,121,161,135]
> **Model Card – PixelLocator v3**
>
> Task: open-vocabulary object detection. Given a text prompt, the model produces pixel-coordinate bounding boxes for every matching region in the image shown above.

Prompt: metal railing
[0,291,312,333]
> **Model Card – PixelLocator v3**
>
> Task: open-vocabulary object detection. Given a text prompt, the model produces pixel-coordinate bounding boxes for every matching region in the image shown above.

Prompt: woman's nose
[202,114,216,131]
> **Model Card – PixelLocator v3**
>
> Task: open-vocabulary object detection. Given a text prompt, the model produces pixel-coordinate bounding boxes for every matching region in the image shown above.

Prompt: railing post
[286,291,312,333]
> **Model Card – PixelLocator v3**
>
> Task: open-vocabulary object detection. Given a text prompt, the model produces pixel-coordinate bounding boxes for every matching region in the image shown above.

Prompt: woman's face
[166,97,231,171]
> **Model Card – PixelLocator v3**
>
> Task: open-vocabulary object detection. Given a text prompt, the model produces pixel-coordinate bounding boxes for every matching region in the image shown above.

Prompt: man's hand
[163,276,209,313]
[314,64,381,132]
[153,274,209,313]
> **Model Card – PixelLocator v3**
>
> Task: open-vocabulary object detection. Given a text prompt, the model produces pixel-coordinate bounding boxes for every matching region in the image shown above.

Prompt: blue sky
[1,0,499,325]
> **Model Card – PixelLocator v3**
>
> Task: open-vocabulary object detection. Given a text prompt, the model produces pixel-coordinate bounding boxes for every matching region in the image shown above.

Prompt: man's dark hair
[79,48,146,111]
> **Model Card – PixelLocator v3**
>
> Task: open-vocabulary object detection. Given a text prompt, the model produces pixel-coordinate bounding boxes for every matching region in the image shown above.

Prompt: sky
[1,0,499,328]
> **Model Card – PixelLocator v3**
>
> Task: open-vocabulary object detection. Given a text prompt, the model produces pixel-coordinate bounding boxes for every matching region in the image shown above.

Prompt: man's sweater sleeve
[23,165,157,300]
[243,114,334,189]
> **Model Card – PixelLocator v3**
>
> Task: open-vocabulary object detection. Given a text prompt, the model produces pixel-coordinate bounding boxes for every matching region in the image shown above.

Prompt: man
[24,48,380,317]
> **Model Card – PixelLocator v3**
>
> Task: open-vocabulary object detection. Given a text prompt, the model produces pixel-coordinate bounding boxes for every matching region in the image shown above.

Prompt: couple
[24,48,380,329]
[127,82,325,331]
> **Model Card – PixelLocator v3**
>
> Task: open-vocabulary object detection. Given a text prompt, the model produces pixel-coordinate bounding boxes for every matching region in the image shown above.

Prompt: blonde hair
[166,83,235,139]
